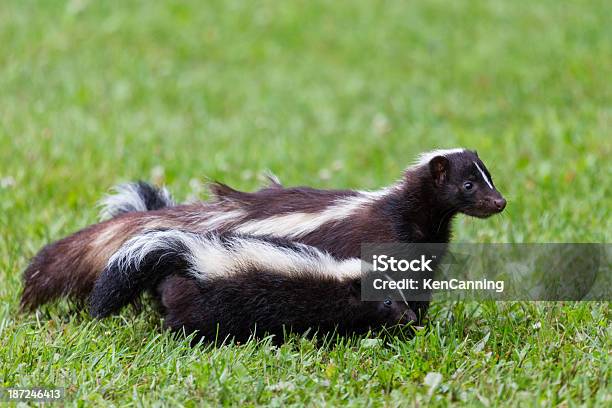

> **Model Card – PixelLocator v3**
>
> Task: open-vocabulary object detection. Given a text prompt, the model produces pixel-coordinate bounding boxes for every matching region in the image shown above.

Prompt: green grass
[1,0,610,405]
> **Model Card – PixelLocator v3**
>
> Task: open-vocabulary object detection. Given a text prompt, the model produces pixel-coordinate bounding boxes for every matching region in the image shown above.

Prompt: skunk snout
[493,197,506,211]
[481,193,506,215]
[399,308,418,325]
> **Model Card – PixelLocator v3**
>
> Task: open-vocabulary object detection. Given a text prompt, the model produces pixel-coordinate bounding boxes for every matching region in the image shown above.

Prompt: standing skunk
[22,148,506,322]
[89,231,416,343]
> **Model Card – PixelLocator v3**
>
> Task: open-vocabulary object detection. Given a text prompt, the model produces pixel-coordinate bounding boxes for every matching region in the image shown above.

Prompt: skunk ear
[429,156,450,185]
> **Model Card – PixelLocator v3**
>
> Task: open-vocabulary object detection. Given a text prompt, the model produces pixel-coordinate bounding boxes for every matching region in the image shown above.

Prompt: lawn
[0,0,610,405]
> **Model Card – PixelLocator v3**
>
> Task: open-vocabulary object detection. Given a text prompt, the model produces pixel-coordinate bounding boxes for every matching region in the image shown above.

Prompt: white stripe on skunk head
[98,182,175,220]
[107,230,362,282]
[473,161,494,189]
[413,148,467,167]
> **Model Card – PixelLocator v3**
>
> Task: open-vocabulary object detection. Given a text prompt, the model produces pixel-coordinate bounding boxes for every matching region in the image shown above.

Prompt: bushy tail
[98,181,175,220]
[88,231,361,318]
[21,182,176,310]
[88,230,195,317]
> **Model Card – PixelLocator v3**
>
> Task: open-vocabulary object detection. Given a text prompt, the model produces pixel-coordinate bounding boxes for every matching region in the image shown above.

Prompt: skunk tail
[98,181,175,220]
[21,182,175,310]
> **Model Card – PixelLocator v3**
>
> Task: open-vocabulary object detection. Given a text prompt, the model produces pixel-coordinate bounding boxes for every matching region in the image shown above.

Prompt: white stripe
[473,161,493,189]
[107,230,189,272]
[235,212,334,237]
[190,235,361,280]
[196,181,397,238]
[414,148,466,166]
[197,209,246,231]
[235,190,391,238]
[108,231,362,282]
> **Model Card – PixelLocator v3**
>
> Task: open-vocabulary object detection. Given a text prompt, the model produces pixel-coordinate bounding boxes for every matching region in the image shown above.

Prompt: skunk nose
[494,198,506,211]
[402,309,418,325]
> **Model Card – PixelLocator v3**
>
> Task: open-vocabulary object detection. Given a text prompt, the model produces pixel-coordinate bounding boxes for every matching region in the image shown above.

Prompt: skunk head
[376,297,417,326]
[349,280,417,327]
[423,149,506,218]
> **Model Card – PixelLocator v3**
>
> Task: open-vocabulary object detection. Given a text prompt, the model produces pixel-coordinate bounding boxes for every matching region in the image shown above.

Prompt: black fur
[159,273,417,344]
[135,181,174,212]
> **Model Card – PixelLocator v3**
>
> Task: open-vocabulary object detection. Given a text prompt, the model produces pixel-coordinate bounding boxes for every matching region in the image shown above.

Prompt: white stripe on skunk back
[189,234,363,280]
[234,188,397,238]
[107,230,363,282]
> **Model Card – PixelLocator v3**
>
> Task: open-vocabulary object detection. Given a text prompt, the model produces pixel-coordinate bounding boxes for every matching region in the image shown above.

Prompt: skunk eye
[383,299,393,307]
[463,181,474,191]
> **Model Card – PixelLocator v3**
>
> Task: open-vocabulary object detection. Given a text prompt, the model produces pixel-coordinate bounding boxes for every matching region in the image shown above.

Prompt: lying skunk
[22,148,506,323]
[160,274,414,344]
[89,231,416,343]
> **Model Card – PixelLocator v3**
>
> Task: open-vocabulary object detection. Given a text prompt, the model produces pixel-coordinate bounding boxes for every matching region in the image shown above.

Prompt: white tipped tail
[98,182,175,220]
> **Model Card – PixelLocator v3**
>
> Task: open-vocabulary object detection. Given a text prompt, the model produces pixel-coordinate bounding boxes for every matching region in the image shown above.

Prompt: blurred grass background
[0,0,610,405]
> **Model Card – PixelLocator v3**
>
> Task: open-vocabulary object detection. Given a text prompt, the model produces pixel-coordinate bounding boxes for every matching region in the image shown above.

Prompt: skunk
[22,148,506,322]
[160,274,415,344]
[89,231,416,343]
